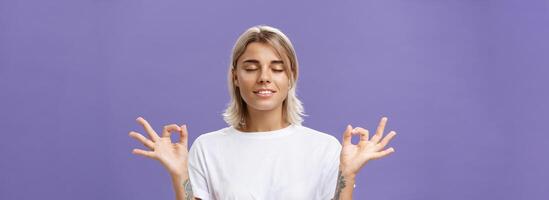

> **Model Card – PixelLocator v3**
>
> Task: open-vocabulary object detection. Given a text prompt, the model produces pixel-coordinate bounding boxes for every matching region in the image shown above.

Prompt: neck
[241,105,289,132]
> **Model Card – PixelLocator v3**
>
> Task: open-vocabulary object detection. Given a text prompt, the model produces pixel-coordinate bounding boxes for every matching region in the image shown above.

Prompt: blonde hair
[222,25,305,128]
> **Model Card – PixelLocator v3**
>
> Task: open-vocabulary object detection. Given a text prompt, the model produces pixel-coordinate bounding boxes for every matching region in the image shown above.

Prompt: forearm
[332,166,356,200]
[171,172,194,200]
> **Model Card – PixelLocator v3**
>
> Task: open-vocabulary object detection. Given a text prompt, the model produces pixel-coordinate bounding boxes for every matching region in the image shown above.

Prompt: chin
[248,104,280,111]
[245,100,283,111]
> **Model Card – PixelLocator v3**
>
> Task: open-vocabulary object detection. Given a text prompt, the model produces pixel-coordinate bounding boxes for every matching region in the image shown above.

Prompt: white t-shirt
[188,124,342,200]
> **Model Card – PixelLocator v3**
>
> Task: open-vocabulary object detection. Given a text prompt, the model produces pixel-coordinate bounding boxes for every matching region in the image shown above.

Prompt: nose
[258,68,271,84]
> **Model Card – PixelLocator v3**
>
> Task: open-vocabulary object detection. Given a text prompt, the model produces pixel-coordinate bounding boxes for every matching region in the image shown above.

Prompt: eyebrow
[242,59,284,65]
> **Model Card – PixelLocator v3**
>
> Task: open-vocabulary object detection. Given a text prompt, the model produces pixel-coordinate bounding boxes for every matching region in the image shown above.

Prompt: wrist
[170,170,189,182]
[338,164,358,179]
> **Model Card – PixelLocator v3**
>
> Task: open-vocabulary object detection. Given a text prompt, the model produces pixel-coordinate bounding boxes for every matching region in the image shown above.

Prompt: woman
[129,25,396,200]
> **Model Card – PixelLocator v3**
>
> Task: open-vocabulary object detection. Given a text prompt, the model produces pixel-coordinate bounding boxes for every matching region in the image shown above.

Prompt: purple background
[1,0,548,199]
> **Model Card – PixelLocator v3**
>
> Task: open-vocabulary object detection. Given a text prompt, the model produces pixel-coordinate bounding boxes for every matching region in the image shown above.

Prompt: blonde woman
[129,25,397,200]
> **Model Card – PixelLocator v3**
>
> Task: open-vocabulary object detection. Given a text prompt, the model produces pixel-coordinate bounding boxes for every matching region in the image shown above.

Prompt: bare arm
[331,169,356,200]
[171,173,200,200]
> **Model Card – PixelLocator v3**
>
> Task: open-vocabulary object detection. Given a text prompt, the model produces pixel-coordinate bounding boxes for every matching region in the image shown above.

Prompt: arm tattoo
[331,170,346,200]
[183,178,194,200]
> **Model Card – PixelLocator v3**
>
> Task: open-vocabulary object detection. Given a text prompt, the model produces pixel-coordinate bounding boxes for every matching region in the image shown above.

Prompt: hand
[339,117,397,176]
[129,117,190,178]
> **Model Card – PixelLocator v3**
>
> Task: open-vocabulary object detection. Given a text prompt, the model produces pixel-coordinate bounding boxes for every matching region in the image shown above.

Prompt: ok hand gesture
[129,117,190,177]
[339,117,397,176]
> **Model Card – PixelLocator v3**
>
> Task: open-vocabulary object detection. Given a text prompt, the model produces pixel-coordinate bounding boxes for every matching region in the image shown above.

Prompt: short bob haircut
[222,25,305,129]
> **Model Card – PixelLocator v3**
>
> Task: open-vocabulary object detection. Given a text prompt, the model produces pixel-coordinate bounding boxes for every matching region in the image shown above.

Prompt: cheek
[274,76,290,90]
[236,73,255,88]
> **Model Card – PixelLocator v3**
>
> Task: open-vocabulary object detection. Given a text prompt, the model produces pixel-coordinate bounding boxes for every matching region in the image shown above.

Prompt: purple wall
[1,0,548,199]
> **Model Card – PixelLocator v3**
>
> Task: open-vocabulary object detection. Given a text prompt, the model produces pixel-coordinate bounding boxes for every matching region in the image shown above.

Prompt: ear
[232,68,239,87]
[287,78,294,89]
[288,80,291,89]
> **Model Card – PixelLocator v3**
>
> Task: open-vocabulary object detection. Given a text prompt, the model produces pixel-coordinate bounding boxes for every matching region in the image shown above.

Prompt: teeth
[258,91,272,94]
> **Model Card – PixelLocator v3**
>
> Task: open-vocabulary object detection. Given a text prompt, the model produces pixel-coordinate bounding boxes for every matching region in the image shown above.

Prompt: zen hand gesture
[129,117,190,177]
[340,117,397,176]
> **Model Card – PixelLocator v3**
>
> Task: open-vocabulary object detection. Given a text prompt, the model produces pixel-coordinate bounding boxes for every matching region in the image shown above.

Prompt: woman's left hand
[339,117,397,177]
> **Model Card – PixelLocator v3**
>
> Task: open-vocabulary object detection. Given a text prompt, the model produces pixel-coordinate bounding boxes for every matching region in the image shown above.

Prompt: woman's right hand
[129,117,190,178]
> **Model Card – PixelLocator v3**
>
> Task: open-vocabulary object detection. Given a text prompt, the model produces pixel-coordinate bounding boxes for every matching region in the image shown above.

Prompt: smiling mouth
[253,89,276,97]
[253,89,276,94]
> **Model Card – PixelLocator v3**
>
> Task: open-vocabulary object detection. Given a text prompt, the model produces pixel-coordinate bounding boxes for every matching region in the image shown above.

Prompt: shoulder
[294,125,341,148]
[190,127,232,148]
[295,126,342,163]
[195,127,230,140]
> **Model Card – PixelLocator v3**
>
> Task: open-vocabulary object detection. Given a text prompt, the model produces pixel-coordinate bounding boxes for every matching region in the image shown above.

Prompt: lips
[253,89,276,98]
[253,89,276,94]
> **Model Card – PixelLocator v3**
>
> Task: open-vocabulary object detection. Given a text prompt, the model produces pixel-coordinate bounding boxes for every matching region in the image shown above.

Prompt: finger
[355,127,369,146]
[342,125,353,146]
[136,117,160,142]
[378,131,396,149]
[162,124,181,139]
[129,131,155,150]
[132,148,156,159]
[160,124,180,144]
[371,117,388,143]
[372,147,395,160]
[179,124,189,147]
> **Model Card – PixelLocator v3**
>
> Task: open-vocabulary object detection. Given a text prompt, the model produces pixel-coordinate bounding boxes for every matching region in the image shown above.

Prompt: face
[233,42,291,113]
